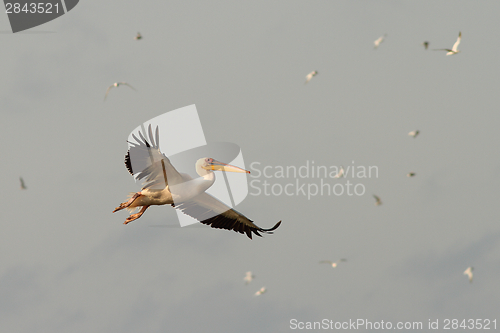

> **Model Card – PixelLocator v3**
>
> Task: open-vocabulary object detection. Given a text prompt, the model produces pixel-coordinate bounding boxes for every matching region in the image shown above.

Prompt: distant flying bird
[333,166,345,179]
[19,177,27,190]
[255,287,266,296]
[113,125,281,239]
[374,34,387,49]
[244,271,255,285]
[434,31,461,56]
[422,41,429,50]
[104,82,137,101]
[134,32,142,40]
[305,71,318,84]
[319,259,347,268]
[407,172,416,177]
[464,267,473,283]
[373,195,382,206]
[408,130,419,138]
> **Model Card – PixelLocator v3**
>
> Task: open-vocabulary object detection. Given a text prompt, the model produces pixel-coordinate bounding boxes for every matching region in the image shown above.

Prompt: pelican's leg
[113,192,142,213]
[124,205,150,224]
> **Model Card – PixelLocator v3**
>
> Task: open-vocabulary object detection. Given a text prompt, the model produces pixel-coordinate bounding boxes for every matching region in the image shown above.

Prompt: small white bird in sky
[305,71,318,84]
[434,31,461,56]
[255,287,266,296]
[244,271,255,285]
[422,41,429,50]
[373,195,382,206]
[20,177,27,190]
[464,267,473,283]
[407,172,416,177]
[104,82,137,101]
[408,130,419,138]
[134,32,142,40]
[333,166,345,179]
[374,34,387,49]
[319,259,347,268]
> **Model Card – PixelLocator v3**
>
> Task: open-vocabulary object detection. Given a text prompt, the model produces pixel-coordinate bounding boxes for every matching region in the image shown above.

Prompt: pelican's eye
[206,158,213,164]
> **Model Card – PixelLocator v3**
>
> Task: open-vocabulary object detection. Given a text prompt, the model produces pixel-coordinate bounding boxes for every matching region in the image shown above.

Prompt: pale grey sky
[1,1,500,332]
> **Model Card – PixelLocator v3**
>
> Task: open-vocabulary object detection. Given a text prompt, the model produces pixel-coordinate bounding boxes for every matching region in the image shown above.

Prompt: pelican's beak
[205,160,250,173]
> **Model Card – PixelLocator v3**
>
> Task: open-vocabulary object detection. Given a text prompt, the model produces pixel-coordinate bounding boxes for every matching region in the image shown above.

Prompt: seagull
[319,259,347,268]
[20,177,27,190]
[305,71,318,84]
[104,82,137,101]
[422,41,429,50]
[255,287,266,296]
[434,31,461,56]
[374,34,387,49]
[244,271,255,285]
[464,267,473,283]
[407,172,416,177]
[408,130,419,138]
[373,195,382,206]
[134,32,142,40]
[333,166,345,179]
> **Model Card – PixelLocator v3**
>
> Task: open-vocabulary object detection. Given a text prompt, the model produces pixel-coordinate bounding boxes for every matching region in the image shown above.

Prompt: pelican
[20,177,27,190]
[104,82,136,101]
[373,194,382,206]
[332,166,344,179]
[319,259,346,268]
[464,267,473,283]
[422,41,429,50]
[113,125,281,239]
[244,271,254,284]
[408,130,419,138]
[255,287,266,296]
[305,71,318,84]
[434,31,461,55]
[407,172,416,177]
[134,32,142,40]
[374,34,387,49]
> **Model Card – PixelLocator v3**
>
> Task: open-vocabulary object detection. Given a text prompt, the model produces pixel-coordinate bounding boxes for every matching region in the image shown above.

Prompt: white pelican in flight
[408,130,419,138]
[244,271,255,284]
[434,32,461,56]
[20,177,27,190]
[373,194,382,206]
[333,166,344,179]
[374,34,387,49]
[422,41,429,50]
[134,32,142,40]
[255,287,266,296]
[319,259,346,268]
[104,82,136,101]
[305,71,318,84]
[113,125,281,239]
[464,267,473,283]
[407,172,416,177]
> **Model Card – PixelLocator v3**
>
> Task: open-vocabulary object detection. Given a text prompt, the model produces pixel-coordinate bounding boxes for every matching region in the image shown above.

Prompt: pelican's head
[198,158,250,174]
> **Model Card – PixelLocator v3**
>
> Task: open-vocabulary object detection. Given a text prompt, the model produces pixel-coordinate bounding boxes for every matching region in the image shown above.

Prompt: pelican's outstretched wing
[125,124,184,189]
[172,192,281,239]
